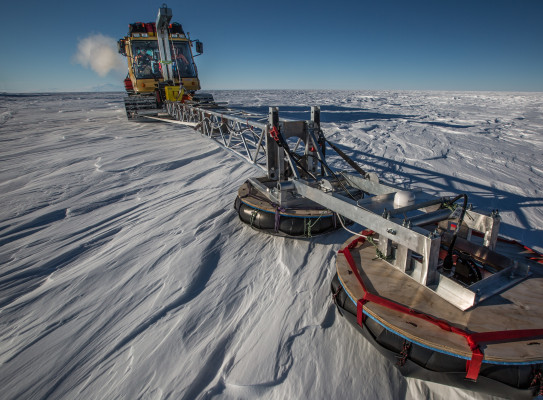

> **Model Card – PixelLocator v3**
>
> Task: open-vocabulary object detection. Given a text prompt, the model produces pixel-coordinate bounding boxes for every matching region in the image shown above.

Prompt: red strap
[341,231,373,328]
[470,329,543,345]
[270,126,280,142]
[466,348,484,380]
[357,299,366,326]
[339,234,543,381]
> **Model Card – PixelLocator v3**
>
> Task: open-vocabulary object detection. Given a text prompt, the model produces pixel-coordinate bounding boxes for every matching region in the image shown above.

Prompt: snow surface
[0,90,542,400]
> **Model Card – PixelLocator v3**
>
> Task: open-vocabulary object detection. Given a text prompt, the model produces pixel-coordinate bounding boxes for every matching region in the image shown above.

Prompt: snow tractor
[118,4,213,119]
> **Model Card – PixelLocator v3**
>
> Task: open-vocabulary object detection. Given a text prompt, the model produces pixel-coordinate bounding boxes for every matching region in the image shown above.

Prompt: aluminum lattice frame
[165,101,269,170]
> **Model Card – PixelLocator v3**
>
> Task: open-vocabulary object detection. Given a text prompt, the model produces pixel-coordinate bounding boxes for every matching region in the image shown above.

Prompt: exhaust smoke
[74,34,125,77]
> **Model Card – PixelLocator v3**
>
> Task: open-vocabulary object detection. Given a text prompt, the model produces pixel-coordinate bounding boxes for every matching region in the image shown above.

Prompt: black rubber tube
[234,196,341,237]
[330,273,538,399]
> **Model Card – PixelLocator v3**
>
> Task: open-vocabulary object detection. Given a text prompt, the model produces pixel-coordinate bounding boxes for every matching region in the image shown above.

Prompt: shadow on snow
[329,142,543,249]
[229,105,412,124]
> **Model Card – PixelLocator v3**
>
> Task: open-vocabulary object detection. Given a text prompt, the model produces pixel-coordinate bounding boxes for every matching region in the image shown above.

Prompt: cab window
[171,42,196,78]
[132,41,161,79]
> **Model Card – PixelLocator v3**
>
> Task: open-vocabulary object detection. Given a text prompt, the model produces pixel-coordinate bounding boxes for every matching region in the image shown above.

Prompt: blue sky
[1,0,542,92]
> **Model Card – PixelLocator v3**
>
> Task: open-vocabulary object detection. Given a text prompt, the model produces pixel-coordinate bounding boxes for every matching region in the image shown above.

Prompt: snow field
[1,90,542,399]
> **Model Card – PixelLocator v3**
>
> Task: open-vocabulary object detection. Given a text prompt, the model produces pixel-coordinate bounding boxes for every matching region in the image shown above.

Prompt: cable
[289,152,318,180]
[272,128,318,180]
[337,214,371,239]
[442,193,468,272]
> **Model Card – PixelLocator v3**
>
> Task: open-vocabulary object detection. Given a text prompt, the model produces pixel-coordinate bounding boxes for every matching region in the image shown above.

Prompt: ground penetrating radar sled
[120,5,543,399]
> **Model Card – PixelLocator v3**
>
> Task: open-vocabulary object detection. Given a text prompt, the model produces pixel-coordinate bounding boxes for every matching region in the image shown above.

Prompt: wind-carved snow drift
[0,90,542,400]
[74,34,125,77]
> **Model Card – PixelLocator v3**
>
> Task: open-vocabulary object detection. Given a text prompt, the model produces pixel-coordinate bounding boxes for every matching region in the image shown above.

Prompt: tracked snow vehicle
[118,4,211,119]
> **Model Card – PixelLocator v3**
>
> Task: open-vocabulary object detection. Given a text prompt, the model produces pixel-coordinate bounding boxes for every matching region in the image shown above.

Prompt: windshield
[131,40,196,80]
[131,41,161,79]
[171,42,196,78]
